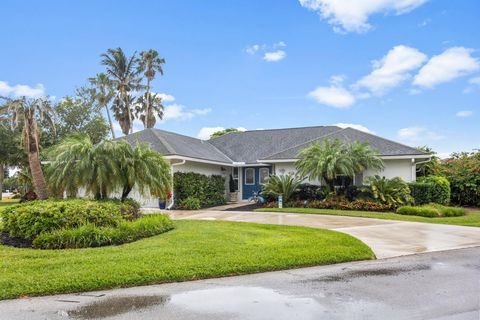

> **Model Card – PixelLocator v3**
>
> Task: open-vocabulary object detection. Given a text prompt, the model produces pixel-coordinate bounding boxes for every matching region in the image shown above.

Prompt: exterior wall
[272,158,416,185]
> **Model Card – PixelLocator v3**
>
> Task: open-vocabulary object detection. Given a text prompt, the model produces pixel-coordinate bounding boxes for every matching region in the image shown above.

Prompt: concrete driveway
[165,210,480,259]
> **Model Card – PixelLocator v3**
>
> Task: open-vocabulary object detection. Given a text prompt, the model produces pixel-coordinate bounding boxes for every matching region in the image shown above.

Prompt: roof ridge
[211,125,339,140]
[151,129,177,154]
[204,140,234,162]
[259,127,346,160]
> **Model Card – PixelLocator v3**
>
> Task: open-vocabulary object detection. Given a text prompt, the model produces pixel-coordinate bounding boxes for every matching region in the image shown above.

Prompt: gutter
[166,159,186,210]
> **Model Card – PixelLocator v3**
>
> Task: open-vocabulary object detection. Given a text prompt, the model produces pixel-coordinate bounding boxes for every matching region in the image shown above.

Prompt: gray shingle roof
[122,126,427,165]
[121,128,232,163]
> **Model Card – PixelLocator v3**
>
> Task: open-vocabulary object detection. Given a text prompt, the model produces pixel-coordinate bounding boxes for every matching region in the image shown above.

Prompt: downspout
[413,157,432,180]
[166,159,186,209]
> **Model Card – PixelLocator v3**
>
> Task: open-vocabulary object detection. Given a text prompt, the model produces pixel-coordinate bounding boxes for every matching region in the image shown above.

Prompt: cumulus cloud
[413,47,480,88]
[162,104,211,121]
[155,93,175,102]
[197,127,247,140]
[298,0,427,33]
[0,81,45,98]
[397,126,443,141]
[263,50,286,62]
[334,123,374,133]
[356,45,427,94]
[246,44,262,55]
[309,75,356,108]
[456,110,473,118]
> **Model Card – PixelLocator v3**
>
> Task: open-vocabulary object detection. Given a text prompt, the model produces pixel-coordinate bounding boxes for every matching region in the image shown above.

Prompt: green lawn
[0,199,19,208]
[0,219,373,300]
[256,207,480,227]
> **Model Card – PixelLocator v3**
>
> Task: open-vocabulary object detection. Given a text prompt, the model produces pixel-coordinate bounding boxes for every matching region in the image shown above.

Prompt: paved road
[164,210,480,258]
[1,247,479,320]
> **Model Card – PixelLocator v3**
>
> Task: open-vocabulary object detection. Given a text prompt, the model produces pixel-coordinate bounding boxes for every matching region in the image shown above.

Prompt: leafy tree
[0,124,25,199]
[88,73,116,138]
[137,49,165,128]
[210,128,240,139]
[362,175,413,208]
[101,48,143,135]
[261,174,303,204]
[416,146,441,177]
[0,97,54,199]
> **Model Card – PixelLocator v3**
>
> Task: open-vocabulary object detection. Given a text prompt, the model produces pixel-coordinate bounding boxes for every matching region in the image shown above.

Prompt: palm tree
[137,49,165,128]
[362,175,413,207]
[0,97,54,199]
[296,139,354,190]
[115,140,171,200]
[262,174,303,204]
[135,92,164,128]
[88,73,116,138]
[347,141,384,174]
[101,48,143,135]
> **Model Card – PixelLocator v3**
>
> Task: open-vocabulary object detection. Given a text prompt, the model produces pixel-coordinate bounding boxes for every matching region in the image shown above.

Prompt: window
[245,168,255,185]
[232,167,239,191]
[259,168,270,184]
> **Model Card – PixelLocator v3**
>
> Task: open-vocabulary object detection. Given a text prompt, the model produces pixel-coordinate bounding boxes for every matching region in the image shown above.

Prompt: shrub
[285,196,391,212]
[410,176,450,205]
[397,204,466,218]
[32,215,174,249]
[173,172,226,208]
[262,174,303,204]
[1,199,136,240]
[362,176,413,208]
[178,197,201,210]
[292,184,330,201]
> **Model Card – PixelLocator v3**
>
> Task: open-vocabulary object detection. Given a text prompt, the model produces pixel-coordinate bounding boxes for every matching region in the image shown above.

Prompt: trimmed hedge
[174,172,226,208]
[1,199,139,241]
[410,176,450,205]
[397,204,465,218]
[178,197,201,210]
[287,197,391,212]
[32,215,174,249]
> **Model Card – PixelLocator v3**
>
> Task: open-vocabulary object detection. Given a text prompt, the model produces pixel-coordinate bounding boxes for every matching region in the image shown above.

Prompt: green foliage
[292,184,330,201]
[210,128,240,139]
[173,172,226,208]
[416,146,441,177]
[362,175,413,208]
[32,215,174,249]
[287,197,391,212]
[178,197,201,210]
[1,199,138,240]
[410,176,450,205]
[262,174,303,204]
[440,152,480,206]
[397,204,466,218]
[296,139,383,189]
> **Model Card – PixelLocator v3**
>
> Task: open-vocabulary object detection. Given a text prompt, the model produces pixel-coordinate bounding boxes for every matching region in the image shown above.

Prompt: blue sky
[1,0,479,157]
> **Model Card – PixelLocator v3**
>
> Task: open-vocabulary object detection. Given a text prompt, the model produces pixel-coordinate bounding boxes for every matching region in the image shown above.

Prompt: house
[123,125,430,207]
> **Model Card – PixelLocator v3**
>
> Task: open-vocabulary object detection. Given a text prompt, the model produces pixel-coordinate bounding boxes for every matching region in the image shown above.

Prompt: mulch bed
[0,232,32,248]
[224,203,264,212]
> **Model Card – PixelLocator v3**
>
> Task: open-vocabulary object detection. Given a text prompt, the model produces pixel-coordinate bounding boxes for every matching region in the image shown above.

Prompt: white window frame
[259,168,270,184]
[245,168,255,185]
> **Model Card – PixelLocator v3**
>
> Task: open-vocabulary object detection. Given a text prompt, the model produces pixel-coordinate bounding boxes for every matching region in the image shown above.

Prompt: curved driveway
[165,210,480,259]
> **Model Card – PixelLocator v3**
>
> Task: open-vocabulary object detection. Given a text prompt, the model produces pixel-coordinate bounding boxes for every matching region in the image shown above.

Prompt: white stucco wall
[273,158,416,185]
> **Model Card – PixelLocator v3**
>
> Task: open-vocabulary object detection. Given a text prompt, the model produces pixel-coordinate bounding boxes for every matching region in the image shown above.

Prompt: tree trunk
[145,79,151,129]
[28,151,49,200]
[0,164,4,201]
[121,184,133,201]
[325,178,335,193]
[105,105,116,139]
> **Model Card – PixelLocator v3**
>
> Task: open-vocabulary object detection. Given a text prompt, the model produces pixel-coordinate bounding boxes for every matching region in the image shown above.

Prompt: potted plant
[229,175,238,202]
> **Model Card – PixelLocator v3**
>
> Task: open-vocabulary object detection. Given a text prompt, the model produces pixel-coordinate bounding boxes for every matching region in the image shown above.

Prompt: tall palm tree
[347,141,384,174]
[137,49,165,129]
[135,92,164,128]
[101,48,142,135]
[296,139,354,190]
[0,97,54,199]
[88,73,116,138]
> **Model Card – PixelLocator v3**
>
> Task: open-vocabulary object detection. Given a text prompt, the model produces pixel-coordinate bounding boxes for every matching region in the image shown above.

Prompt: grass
[0,219,374,300]
[0,199,19,208]
[256,207,480,227]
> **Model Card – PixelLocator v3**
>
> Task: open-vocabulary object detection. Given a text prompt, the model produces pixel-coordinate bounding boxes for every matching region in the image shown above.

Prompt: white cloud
[197,127,247,140]
[397,126,443,141]
[334,123,373,133]
[155,93,175,102]
[469,76,480,85]
[0,81,45,98]
[413,47,480,88]
[356,45,427,94]
[298,0,427,33]
[309,85,355,108]
[246,44,262,55]
[263,50,286,62]
[456,110,473,118]
[273,41,287,48]
[162,104,211,121]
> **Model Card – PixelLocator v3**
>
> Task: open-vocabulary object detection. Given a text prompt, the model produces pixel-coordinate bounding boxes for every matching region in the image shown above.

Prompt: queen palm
[347,141,384,174]
[101,48,143,135]
[137,49,165,128]
[0,97,54,199]
[88,73,116,138]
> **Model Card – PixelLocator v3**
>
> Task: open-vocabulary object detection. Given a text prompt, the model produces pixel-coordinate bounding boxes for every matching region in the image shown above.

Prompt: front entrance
[242,166,271,200]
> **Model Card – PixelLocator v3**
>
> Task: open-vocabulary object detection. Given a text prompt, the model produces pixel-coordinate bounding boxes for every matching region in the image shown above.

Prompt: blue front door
[242,166,271,200]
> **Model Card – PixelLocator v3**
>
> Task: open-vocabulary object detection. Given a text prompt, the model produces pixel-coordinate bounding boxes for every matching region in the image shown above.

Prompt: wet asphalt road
[1,247,479,320]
